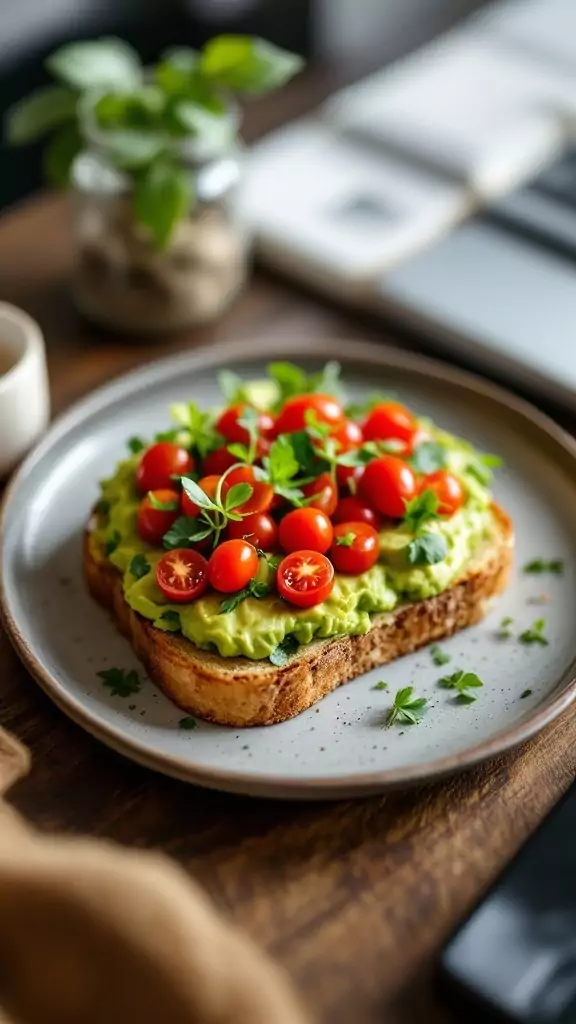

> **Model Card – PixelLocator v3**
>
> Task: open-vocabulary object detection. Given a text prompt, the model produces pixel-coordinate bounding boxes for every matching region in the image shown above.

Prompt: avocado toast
[85,363,514,726]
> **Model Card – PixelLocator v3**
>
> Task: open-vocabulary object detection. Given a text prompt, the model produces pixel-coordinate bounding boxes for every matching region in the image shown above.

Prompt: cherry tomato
[363,402,419,448]
[216,403,275,445]
[301,472,338,516]
[137,489,180,546]
[360,455,417,518]
[222,465,274,515]
[336,463,364,494]
[333,496,381,530]
[202,445,237,477]
[279,507,333,555]
[277,551,334,608]
[329,522,380,575]
[181,474,221,518]
[207,539,259,593]
[226,512,278,552]
[156,548,209,603]
[135,442,194,494]
[421,470,464,517]
[332,417,363,452]
[274,394,343,435]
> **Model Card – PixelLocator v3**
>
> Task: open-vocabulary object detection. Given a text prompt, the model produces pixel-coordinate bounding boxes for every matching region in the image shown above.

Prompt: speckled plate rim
[2,337,576,799]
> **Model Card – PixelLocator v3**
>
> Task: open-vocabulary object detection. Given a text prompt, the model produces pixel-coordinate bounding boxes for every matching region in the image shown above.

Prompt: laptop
[241,0,576,410]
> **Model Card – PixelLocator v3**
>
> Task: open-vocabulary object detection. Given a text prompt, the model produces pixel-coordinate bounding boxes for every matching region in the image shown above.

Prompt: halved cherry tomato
[137,489,180,546]
[421,470,464,517]
[274,394,343,435]
[336,463,364,494]
[329,522,380,575]
[226,512,278,552]
[202,445,237,477]
[135,442,194,494]
[222,465,274,515]
[301,472,338,516]
[363,402,418,448]
[279,507,333,554]
[156,548,209,603]
[216,403,275,445]
[207,539,259,593]
[181,474,221,518]
[333,496,381,530]
[277,551,334,608]
[360,455,417,518]
[332,417,363,452]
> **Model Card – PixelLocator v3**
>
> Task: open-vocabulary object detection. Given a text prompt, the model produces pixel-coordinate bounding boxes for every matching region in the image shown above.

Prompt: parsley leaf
[104,529,121,556]
[169,401,223,458]
[403,489,441,532]
[372,680,389,691]
[520,689,533,699]
[163,516,212,549]
[410,441,447,475]
[224,482,253,510]
[179,716,197,730]
[499,616,514,639]
[147,491,179,511]
[439,669,484,702]
[259,433,310,503]
[219,578,269,614]
[430,644,450,666]
[520,618,549,646]
[407,533,448,566]
[336,531,356,548]
[97,667,141,698]
[269,633,299,667]
[160,610,181,629]
[385,686,428,727]
[129,553,150,580]
[127,436,146,454]
[465,452,503,486]
[523,559,564,575]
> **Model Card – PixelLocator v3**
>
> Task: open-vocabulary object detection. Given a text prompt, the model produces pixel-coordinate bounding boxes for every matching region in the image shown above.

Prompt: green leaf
[523,559,564,575]
[219,577,270,613]
[218,370,248,403]
[227,442,250,462]
[43,124,83,187]
[179,716,197,729]
[174,101,232,149]
[310,361,345,401]
[5,85,77,145]
[99,129,167,170]
[155,47,199,94]
[265,434,300,483]
[269,633,299,667]
[385,686,428,727]
[410,441,448,475]
[147,491,179,511]
[336,531,356,548]
[48,38,142,91]
[403,489,441,532]
[200,35,304,95]
[133,158,192,248]
[267,361,308,403]
[127,436,146,454]
[224,482,253,510]
[104,530,121,556]
[519,618,549,646]
[96,499,110,519]
[129,554,150,580]
[465,452,503,486]
[181,477,218,512]
[163,516,205,550]
[372,681,389,691]
[499,616,514,639]
[439,670,484,702]
[286,430,327,479]
[97,666,141,698]
[160,610,181,629]
[520,689,533,699]
[430,644,450,666]
[94,86,165,129]
[407,533,448,566]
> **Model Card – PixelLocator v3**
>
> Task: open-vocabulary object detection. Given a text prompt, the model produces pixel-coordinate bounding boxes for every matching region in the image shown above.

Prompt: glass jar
[70,122,250,335]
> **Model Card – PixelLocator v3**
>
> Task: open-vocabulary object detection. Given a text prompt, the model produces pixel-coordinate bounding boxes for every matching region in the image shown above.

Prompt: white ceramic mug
[0,303,50,478]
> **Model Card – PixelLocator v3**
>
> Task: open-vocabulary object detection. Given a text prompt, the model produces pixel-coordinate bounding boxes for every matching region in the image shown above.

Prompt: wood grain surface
[1,69,575,1024]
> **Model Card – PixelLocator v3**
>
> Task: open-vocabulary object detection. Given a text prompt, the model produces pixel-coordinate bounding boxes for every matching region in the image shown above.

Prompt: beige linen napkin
[0,727,309,1024]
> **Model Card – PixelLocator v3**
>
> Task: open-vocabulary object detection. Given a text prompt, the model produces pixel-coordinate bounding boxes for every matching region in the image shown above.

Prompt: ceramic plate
[2,339,576,799]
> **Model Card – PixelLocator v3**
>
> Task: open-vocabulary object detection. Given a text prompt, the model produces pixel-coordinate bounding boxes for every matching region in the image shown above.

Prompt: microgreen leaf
[147,491,179,511]
[160,610,181,629]
[104,530,121,556]
[430,644,450,666]
[224,482,253,510]
[523,559,564,575]
[129,554,150,580]
[227,442,250,462]
[465,452,503,486]
[268,633,299,667]
[97,666,141,698]
[219,578,269,613]
[127,436,146,454]
[179,716,197,729]
[410,441,448,475]
[385,686,428,727]
[519,618,549,646]
[499,616,514,639]
[439,669,484,702]
[372,681,389,691]
[336,531,356,548]
[96,498,110,518]
[407,533,448,566]
[403,489,441,532]
[163,516,206,550]
[181,477,219,511]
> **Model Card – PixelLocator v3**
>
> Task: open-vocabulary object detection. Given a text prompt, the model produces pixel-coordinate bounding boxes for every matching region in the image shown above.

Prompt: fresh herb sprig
[219,578,269,613]
[430,644,450,666]
[167,401,223,458]
[439,669,484,702]
[519,618,549,646]
[129,553,150,579]
[256,434,311,505]
[267,361,344,407]
[499,616,514,639]
[179,472,253,548]
[523,559,564,575]
[402,490,448,567]
[98,667,141,698]
[385,686,428,727]
[226,407,259,465]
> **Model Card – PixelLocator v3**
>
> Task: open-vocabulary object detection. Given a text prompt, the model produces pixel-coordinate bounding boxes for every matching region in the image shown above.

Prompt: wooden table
[1,72,575,1024]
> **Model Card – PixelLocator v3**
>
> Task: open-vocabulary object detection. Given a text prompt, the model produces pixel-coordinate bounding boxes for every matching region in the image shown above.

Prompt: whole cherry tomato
[216,403,275,445]
[279,507,333,555]
[274,394,343,435]
[360,455,417,518]
[207,539,259,593]
[301,472,338,516]
[336,463,364,494]
[137,489,180,546]
[421,470,464,517]
[332,418,363,452]
[223,465,274,515]
[181,475,221,518]
[226,512,278,552]
[156,548,209,603]
[363,402,418,448]
[332,496,381,530]
[277,551,334,608]
[329,522,380,575]
[135,443,194,494]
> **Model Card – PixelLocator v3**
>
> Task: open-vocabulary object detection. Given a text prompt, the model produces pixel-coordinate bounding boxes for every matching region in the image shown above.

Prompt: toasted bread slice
[85,504,513,726]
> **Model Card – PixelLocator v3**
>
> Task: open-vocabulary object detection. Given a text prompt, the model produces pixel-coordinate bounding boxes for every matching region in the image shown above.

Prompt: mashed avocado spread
[93,427,496,661]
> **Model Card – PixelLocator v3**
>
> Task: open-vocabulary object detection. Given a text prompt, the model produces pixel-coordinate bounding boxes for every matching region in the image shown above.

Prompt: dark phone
[438,780,576,1024]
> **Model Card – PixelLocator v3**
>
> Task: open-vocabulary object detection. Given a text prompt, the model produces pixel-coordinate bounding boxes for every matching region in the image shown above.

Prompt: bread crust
[84,505,513,727]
